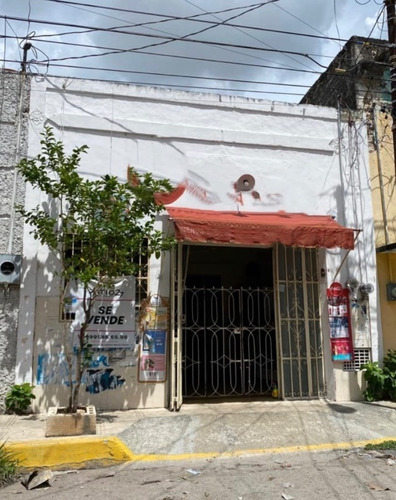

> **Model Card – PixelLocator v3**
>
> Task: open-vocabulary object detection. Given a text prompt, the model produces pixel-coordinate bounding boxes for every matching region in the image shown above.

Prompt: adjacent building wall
[370,109,396,354]
[0,71,29,410]
[302,36,396,360]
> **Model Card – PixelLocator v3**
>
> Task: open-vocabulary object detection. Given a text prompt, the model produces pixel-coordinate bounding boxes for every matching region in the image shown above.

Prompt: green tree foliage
[17,127,175,412]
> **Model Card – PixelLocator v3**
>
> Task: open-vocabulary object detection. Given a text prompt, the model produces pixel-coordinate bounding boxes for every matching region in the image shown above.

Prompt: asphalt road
[2,447,396,499]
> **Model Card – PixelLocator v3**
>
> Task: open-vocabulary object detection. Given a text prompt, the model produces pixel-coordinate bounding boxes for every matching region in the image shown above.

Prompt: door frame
[169,242,325,409]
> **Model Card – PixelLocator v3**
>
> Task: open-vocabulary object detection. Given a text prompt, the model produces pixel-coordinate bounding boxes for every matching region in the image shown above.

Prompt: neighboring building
[0,70,29,409]
[4,73,377,411]
[302,35,396,356]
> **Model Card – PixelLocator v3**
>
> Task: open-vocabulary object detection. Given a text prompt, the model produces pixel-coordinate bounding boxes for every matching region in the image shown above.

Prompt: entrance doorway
[170,244,325,409]
[182,246,276,399]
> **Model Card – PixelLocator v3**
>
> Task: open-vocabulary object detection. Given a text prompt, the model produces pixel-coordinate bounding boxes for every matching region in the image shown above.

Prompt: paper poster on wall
[139,330,167,382]
[141,306,169,330]
[327,282,353,362]
[69,277,136,349]
[331,338,353,361]
[138,296,169,383]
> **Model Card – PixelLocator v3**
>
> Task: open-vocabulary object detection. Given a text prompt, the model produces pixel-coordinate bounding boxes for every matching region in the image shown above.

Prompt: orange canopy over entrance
[167,207,355,249]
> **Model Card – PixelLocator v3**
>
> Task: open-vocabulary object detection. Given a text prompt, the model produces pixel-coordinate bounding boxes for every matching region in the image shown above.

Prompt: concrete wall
[17,76,376,409]
[0,71,29,410]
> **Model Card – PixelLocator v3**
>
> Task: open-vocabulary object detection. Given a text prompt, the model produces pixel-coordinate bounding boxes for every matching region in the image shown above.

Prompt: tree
[17,127,175,412]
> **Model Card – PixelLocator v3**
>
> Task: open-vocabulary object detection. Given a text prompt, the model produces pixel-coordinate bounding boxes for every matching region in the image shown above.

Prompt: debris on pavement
[23,468,53,490]
[141,479,162,485]
[367,482,390,491]
[274,459,292,469]
[186,469,201,475]
[53,470,79,476]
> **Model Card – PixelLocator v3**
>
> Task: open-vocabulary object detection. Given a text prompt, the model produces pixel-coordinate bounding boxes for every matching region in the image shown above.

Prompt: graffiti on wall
[37,351,71,386]
[85,368,125,393]
[36,351,126,391]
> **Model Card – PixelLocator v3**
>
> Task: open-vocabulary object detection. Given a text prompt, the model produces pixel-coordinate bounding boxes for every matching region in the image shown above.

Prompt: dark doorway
[182,245,276,399]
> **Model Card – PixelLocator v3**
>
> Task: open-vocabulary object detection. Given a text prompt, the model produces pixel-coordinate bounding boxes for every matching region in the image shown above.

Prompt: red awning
[167,207,355,249]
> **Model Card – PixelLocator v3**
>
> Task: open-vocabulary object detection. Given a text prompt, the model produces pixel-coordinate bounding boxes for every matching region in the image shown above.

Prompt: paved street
[2,447,396,499]
[2,400,396,473]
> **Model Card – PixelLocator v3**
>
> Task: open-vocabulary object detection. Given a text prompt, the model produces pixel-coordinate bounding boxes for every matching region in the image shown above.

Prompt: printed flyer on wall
[327,282,353,362]
[139,330,167,382]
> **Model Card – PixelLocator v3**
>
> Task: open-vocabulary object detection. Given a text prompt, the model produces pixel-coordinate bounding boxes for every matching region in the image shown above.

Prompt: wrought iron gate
[182,287,276,398]
[276,246,325,398]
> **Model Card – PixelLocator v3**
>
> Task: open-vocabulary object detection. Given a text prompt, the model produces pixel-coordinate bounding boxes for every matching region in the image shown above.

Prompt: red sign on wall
[327,282,353,362]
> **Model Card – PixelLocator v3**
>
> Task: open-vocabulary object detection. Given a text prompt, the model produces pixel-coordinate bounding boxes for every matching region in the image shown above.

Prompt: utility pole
[21,42,32,74]
[385,0,396,176]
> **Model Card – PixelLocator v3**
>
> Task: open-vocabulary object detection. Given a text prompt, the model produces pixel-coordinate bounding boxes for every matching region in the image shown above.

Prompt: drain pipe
[372,103,390,246]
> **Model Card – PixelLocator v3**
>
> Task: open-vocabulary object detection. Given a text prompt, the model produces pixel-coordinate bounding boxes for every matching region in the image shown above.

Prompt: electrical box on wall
[0,254,22,285]
[386,283,396,301]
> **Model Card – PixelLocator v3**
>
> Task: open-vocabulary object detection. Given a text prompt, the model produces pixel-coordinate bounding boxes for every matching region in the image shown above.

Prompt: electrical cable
[0,15,338,62]
[26,0,31,39]
[182,0,316,73]
[4,17,22,61]
[333,0,342,50]
[2,34,322,75]
[3,56,391,100]
[274,3,340,45]
[24,10,350,45]
[24,58,314,88]
[1,3,387,101]
[42,0,273,21]
[37,36,331,70]
[352,5,386,66]
[120,1,280,69]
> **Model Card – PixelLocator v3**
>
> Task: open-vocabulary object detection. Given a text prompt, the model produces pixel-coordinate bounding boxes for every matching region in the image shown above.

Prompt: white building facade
[12,75,377,411]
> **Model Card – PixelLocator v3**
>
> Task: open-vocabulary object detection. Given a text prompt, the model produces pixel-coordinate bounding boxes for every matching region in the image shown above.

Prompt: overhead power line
[2,34,322,75]
[3,57,391,102]
[7,57,312,88]
[0,15,331,68]
[4,49,391,99]
[0,2,386,102]
[42,0,273,20]
[0,13,349,48]
[36,0,349,45]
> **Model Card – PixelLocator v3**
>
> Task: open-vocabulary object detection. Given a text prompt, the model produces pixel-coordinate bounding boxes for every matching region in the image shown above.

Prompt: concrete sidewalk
[2,400,396,471]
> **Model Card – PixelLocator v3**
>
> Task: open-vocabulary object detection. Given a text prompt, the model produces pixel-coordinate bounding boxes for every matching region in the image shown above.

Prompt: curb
[5,436,396,471]
[5,436,134,470]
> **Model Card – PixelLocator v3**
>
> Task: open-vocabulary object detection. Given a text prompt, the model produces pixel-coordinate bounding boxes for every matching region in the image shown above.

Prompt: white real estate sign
[69,276,136,350]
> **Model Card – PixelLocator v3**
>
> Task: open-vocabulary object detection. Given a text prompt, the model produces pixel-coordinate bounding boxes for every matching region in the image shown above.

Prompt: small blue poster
[143,330,166,354]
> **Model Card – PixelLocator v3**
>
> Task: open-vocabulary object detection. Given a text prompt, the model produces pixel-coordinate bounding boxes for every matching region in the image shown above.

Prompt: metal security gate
[170,243,325,409]
[276,245,325,398]
[182,287,276,398]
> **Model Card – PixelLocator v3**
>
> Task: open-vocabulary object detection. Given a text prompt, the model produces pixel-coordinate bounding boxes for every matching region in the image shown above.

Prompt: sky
[0,0,387,103]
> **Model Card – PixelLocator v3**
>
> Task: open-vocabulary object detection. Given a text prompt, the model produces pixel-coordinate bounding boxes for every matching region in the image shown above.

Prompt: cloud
[0,0,386,102]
